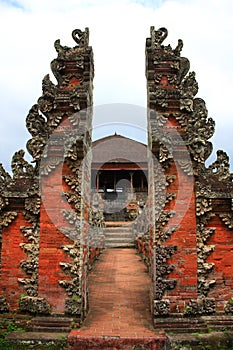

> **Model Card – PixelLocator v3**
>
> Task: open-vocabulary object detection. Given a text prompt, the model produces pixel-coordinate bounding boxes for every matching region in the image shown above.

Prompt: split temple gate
[0,26,233,331]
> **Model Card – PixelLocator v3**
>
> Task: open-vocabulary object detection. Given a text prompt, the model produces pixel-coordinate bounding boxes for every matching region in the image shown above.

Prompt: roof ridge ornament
[150,26,168,49]
[54,27,90,60]
[72,28,89,48]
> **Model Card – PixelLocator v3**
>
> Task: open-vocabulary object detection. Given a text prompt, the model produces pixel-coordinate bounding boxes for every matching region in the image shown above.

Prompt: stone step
[104,232,133,238]
[103,222,135,248]
[105,242,135,248]
[105,221,133,227]
[153,316,208,333]
[203,315,233,331]
[28,316,75,333]
[68,333,168,350]
[104,236,134,243]
[104,236,135,248]
[7,331,68,348]
[104,228,133,234]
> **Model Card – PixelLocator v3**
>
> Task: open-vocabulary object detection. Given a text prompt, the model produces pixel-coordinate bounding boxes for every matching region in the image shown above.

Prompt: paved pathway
[74,248,156,337]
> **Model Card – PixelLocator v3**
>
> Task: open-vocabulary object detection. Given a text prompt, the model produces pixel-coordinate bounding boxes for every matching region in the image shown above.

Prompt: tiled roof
[92,134,148,164]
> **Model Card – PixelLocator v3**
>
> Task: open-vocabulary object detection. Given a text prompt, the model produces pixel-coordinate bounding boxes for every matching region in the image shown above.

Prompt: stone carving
[11,150,34,178]
[187,98,215,163]
[89,208,104,229]
[65,297,82,316]
[42,74,56,97]
[59,240,83,299]
[0,211,18,232]
[173,38,183,56]
[0,164,12,190]
[62,209,80,227]
[154,210,176,244]
[51,28,90,88]
[208,150,233,181]
[89,208,105,249]
[153,164,167,219]
[148,27,190,86]
[184,297,215,316]
[180,98,193,112]
[165,192,176,203]
[59,278,82,297]
[154,245,177,301]
[64,192,81,213]
[0,196,9,213]
[154,299,170,316]
[180,71,198,99]
[18,296,51,315]
[166,175,176,185]
[219,213,233,229]
[149,87,168,108]
[149,26,168,49]
[18,225,40,296]
[26,104,49,162]
[159,144,173,168]
[196,198,212,217]
[65,159,83,175]
[72,28,89,48]
[63,174,82,190]
[25,197,41,216]
[197,226,216,296]
[64,135,85,161]
[176,56,190,86]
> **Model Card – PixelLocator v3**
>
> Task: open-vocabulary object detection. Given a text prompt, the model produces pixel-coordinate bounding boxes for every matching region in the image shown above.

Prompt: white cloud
[0,0,233,171]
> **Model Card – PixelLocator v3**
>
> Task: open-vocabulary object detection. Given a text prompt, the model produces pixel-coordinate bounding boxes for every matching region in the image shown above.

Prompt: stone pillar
[34,28,94,318]
[146,26,198,318]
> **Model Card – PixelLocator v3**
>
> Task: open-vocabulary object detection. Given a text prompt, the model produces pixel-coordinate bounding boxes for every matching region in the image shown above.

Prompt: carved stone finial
[176,56,190,85]
[208,150,233,181]
[53,27,89,61]
[11,150,34,178]
[150,26,168,49]
[0,163,11,187]
[173,39,183,56]
[26,104,47,137]
[186,98,215,163]
[72,28,89,48]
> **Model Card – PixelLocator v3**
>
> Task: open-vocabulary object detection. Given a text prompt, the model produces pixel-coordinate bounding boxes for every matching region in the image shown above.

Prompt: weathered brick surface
[38,162,75,313]
[0,213,31,311]
[205,215,233,310]
[68,248,168,349]
[164,164,198,312]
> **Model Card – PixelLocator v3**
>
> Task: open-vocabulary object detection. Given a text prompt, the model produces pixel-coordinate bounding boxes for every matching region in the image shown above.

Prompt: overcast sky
[0,0,233,172]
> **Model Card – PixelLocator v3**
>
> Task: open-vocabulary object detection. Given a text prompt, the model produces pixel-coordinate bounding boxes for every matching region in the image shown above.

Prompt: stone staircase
[104,222,135,248]
[28,316,75,333]
[7,316,75,348]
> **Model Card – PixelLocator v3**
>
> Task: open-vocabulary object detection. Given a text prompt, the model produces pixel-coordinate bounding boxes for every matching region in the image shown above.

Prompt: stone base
[6,331,68,349]
[168,331,233,350]
[68,332,168,350]
[153,314,233,333]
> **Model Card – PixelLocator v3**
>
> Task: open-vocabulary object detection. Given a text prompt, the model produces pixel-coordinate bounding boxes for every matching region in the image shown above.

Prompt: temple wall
[163,163,198,313]
[205,214,233,311]
[0,28,104,318]
[144,26,233,319]
[0,213,31,311]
